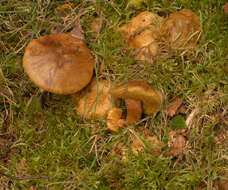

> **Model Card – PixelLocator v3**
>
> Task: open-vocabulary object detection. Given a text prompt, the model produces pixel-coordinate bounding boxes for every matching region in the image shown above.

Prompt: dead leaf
[17,157,29,170]
[90,17,105,34]
[56,3,76,17]
[214,132,228,144]
[167,96,182,117]
[70,18,84,40]
[166,134,186,156]
[178,105,187,114]
[224,3,228,16]
[30,186,35,190]
[131,131,162,156]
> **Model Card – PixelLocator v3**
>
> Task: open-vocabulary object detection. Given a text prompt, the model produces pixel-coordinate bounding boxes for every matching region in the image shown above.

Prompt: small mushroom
[119,11,163,62]
[23,33,94,94]
[107,108,125,132]
[161,9,200,54]
[106,98,142,132]
[127,29,160,61]
[110,80,162,115]
[76,79,113,120]
[119,11,162,39]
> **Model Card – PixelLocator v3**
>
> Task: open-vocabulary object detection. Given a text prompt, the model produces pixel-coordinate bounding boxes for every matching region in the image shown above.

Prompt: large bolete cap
[23,33,94,94]
[110,80,162,115]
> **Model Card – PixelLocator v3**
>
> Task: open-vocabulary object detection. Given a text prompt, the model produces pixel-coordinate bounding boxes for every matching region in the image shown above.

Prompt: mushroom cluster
[22,7,164,133]
[119,9,200,62]
[73,80,162,132]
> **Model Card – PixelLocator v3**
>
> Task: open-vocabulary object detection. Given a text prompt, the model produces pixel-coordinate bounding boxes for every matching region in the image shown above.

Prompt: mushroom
[161,9,200,54]
[110,80,162,115]
[127,29,160,61]
[23,33,94,95]
[76,79,113,120]
[106,98,142,132]
[125,98,142,123]
[119,11,163,62]
[106,108,125,132]
[119,11,162,39]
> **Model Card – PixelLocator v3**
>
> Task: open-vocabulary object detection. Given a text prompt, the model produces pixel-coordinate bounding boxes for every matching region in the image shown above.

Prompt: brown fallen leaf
[131,131,162,156]
[166,134,186,156]
[90,17,105,35]
[16,157,29,171]
[56,3,76,17]
[70,18,84,40]
[178,105,187,114]
[167,96,182,117]
[224,3,228,16]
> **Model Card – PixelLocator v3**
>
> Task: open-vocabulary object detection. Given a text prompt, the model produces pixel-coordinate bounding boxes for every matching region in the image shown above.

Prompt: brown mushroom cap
[110,80,162,115]
[23,33,94,94]
[119,12,163,62]
[119,11,162,39]
[127,29,160,61]
[76,80,113,120]
[161,9,200,50]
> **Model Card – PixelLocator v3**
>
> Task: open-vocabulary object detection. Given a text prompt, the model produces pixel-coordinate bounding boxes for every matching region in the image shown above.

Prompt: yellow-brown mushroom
[161,9,200,54]
[110,80,162,115]
[23,33,94,95]
[119,11,162,39]
[76,80,113,120]
[119,11,163,62]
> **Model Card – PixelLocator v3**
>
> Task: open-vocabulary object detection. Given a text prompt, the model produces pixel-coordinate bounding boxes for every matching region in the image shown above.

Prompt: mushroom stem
[125,98,142,123]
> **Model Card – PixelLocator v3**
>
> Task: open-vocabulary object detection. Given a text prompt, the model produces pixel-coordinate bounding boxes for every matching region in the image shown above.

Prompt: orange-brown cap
[23,33,94,94]
[110,80,162,115]
[76,80,113,119]
[161,9,200,50]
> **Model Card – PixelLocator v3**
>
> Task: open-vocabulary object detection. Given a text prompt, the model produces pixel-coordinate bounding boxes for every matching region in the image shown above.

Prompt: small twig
[0,170,50,181]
